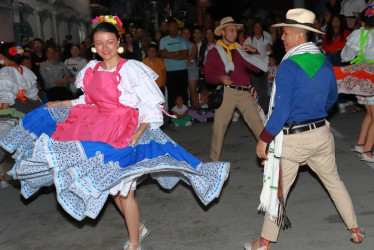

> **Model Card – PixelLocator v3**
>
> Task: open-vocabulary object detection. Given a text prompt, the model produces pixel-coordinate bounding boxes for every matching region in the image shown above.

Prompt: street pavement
[0,107,373,250]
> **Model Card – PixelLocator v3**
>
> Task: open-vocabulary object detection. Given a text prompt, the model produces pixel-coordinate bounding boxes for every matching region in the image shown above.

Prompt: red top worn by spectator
[204,48,261,86]
[322,30,350,53]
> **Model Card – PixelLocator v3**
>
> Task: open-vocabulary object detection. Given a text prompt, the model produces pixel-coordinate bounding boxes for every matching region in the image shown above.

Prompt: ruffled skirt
[334,62,374,96]
[1,106,230,221]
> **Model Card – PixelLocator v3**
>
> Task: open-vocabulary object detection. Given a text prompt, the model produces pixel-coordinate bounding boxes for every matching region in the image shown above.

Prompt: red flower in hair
[114,16,123,29]
[9,47,18,56]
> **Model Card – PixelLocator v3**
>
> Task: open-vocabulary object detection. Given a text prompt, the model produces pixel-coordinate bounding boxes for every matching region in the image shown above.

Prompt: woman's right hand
[45,100,73,109]
[45,101,63,109]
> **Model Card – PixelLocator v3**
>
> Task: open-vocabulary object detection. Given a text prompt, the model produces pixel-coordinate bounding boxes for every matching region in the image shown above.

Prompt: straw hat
[272,8,324,34]
[214,16,244,36]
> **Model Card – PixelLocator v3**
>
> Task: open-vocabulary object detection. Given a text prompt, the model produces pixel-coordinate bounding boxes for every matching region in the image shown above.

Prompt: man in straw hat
[245,8,364,250]
[205,16,269,162]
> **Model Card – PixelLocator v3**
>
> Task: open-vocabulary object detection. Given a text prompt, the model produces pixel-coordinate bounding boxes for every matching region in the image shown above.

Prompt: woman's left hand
[129,132,141,146]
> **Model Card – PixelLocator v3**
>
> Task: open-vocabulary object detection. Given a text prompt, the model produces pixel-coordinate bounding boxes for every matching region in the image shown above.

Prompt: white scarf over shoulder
[258,42,321,220]
[215,43,269,73]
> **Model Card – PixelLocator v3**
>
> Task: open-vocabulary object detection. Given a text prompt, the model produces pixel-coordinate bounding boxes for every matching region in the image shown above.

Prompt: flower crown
[9,46,24,56]
[92,15,123,30]
[364,6,374,17]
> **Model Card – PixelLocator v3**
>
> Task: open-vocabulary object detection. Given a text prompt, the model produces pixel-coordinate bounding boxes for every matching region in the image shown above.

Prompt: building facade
[0,0,90,44]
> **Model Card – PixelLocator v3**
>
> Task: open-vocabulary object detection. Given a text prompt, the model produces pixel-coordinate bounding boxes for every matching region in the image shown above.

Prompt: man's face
[46,48,57,61]
[160,21,168,32]
[32,40,43,53]
[168,23,178,36]
[281,26,302,52]
[135,28,144,40]
[221,25,238,44]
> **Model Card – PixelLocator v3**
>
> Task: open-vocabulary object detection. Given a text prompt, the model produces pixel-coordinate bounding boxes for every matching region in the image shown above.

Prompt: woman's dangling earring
[91,47,97,53]
[117,46,124,54]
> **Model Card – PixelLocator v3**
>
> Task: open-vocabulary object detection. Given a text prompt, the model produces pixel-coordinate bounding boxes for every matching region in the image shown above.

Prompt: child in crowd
[267,54,278,97]
[171,96,192,127]
[19,56,32,69]
[189,87,214,122]
[142,44,166,95]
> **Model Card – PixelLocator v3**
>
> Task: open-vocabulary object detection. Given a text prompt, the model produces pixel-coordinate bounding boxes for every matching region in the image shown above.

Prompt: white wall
[9,0,90,44]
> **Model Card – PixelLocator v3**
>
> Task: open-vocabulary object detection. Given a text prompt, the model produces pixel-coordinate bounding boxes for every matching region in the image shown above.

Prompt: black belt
[224,85,249,91]
[283,120,326,135]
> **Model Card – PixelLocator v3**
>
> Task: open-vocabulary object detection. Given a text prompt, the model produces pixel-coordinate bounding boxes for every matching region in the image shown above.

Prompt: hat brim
[214,23,244,36]
[272,23,325,35]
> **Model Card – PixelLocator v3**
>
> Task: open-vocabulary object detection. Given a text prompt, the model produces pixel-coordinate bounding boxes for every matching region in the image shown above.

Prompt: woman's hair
[0,42,22,62]
[361,6,374,28]
[325,15,346,45]
[251,20,265,41]
[92,22,120,39]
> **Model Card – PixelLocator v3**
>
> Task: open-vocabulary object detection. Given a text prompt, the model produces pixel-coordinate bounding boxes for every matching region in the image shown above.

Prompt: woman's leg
[363,105,374,157]
[113,190,140,248]
[188,79,198,108]
[357,105,371,150]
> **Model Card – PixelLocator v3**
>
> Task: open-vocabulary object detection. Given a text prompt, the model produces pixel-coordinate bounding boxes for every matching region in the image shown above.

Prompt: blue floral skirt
[1,106,230,221]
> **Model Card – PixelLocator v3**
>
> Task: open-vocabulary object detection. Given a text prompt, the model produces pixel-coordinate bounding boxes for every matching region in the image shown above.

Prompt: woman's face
[253,23,263,35]
[331,17,341,30]
[182,29,191,41]
[125,34,133,44]
[193,29,203,42]
[93,31,120,61]
[147,47,157,58]
[205,29,214,42]
[324,11,331,23]
[70,45,80,58]
[155,31,162,41]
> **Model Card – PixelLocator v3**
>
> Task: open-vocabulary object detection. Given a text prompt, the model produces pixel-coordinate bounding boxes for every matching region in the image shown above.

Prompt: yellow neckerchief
[216,40,239,62]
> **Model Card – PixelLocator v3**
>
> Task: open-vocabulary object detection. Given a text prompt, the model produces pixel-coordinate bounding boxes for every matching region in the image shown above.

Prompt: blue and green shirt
[260,53,338,143]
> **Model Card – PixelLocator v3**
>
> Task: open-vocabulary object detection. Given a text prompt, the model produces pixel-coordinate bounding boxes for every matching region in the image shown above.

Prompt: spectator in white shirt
[341,0,366,28]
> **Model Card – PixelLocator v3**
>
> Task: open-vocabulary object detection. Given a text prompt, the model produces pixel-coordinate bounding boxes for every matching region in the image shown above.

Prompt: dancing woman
[0,43,40,188]
[0,16,229,250]
[335,5,374,162]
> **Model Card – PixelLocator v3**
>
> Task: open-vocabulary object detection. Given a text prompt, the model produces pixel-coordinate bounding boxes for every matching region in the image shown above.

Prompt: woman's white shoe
[123,222,149,249]
[125,242,142,250]
[353,145,363,154]
[361,153,374,162]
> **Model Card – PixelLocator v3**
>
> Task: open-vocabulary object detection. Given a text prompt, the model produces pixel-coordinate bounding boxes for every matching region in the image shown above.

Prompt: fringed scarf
[215,41,269,73]
[258,42,321,228]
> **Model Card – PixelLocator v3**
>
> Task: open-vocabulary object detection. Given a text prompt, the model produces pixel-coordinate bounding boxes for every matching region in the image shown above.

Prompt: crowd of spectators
[2,0,374,120]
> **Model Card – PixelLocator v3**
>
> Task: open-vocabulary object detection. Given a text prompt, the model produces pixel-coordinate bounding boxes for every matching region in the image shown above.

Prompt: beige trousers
[261,125,358,242]
[210,87,264,161]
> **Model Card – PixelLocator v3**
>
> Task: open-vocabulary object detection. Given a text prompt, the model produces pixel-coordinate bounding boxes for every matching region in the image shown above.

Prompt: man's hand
[242,44,257,53]
[53,79,65,87]
[219,75,233,85]
[256,139,268,160]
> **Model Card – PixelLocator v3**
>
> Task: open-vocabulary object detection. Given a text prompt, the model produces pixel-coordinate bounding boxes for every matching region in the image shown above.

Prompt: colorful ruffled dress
[334,28,374,104]
[0,59,230,221]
